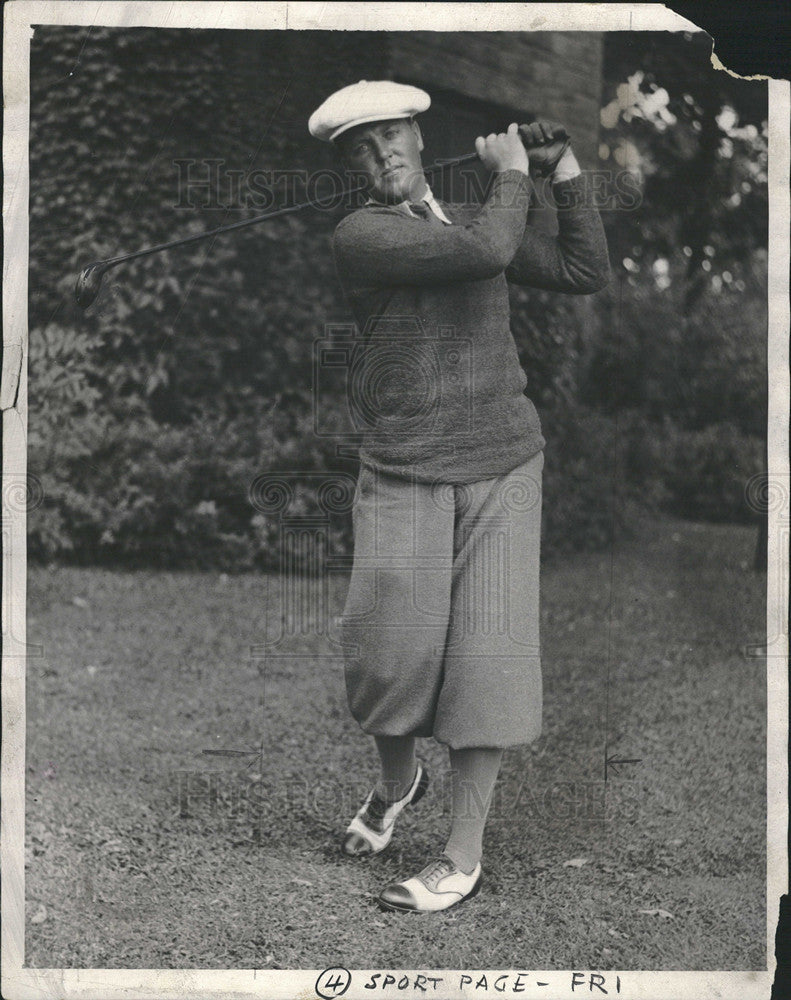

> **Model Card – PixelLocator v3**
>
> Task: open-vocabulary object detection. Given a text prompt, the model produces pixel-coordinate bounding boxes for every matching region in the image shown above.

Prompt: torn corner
[711,47,774,80]
[1,343,24,411]
[672,8,778,83]
[709,42,774,83]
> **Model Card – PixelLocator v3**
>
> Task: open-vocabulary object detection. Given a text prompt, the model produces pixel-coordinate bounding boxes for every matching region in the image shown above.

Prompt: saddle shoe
[378,854,483,913]
[341,763,429,857]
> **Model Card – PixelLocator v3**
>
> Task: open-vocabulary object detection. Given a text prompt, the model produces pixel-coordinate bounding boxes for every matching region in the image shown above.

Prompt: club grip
[517,122,569,149]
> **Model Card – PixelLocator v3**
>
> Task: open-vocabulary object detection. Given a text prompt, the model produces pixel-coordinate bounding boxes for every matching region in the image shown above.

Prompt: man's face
[338,118,427,204]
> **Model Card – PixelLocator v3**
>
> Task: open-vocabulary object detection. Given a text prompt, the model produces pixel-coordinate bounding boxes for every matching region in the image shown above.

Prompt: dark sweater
[332,169,610,483]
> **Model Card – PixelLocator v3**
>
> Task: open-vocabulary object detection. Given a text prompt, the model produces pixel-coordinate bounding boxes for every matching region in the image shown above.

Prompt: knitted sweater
[332,169,610,483]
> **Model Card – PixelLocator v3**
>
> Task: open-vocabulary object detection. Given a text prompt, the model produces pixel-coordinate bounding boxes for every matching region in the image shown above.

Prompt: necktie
[408,200,446,226]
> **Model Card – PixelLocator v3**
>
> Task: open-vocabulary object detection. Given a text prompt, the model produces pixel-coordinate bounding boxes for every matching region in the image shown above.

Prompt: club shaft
[89,151,481,271]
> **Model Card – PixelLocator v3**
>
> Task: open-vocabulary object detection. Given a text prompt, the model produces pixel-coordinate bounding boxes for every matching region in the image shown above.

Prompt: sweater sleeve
[505,176,611,294]
[332,170,530,289]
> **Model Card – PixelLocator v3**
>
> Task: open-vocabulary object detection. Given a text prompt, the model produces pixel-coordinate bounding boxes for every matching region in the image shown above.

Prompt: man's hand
[475,123,529,175]
[518,120,573,177]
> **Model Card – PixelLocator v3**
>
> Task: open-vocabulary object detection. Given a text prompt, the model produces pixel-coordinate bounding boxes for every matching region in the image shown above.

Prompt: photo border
[2,3,788,998]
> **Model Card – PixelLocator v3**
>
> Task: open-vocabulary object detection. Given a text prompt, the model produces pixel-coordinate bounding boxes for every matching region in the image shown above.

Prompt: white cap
[308,80,431,143]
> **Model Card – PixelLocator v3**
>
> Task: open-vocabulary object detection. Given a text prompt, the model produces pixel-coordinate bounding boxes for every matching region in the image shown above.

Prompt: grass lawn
[24,516,767,970]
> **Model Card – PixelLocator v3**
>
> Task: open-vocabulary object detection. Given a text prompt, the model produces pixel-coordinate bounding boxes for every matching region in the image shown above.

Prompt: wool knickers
[340,450,543,749]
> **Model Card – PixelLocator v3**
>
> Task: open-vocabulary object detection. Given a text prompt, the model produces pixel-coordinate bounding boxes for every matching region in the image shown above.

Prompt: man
[309,80,610,913]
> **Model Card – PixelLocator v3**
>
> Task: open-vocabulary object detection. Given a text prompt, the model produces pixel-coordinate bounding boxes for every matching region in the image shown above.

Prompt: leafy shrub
[660,421,764,523]
[27,323,111,561]
[541,403,630,556]
[26,27,767,570]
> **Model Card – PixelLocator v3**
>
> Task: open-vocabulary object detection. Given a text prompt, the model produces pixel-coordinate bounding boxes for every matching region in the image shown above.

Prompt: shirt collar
[365,185,453,225]
[421,188,453,224]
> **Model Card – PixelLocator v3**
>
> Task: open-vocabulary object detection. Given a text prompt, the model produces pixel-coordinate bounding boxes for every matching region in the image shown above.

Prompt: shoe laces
[419,855,457,887]
[364,769,418,825]
[364,793,389,825]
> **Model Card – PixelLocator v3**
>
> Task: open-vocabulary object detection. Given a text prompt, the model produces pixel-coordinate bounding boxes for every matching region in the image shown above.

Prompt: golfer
[309,81,610,913]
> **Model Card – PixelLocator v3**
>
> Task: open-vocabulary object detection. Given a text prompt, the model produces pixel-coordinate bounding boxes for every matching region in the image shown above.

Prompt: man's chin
[374,171,426,204]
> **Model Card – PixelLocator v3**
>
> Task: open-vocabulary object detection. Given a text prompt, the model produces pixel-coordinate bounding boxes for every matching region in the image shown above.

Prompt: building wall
[388,32,604,170]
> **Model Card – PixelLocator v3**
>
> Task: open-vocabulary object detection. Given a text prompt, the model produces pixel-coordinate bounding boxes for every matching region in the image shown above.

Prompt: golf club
[75,125,568,309]
[74,153,478,309]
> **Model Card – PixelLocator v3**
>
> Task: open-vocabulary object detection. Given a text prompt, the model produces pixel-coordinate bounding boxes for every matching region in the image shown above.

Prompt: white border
[766,73,790,964]
[0,1,701,32]
[2,3,787,999]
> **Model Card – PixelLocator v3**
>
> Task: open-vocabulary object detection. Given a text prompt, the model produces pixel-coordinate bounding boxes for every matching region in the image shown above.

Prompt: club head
[75,262,108,309]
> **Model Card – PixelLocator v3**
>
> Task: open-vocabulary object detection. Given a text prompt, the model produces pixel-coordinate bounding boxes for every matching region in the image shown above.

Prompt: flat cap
[309,80,431,143]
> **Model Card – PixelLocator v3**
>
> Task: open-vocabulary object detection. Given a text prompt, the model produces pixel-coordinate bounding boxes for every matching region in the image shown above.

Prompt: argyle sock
[443,747,504,875]
[373,735,418,804]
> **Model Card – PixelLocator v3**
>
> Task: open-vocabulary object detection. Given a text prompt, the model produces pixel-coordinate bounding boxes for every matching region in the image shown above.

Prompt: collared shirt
[413,188,453,225]
[365,185,453,225]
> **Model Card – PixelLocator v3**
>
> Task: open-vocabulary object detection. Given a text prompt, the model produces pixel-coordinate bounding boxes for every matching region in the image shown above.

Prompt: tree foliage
[27,28,768,567]
[585,31,768,521]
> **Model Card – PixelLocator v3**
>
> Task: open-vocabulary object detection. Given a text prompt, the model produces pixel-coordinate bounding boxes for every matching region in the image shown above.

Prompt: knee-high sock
[444,747,504,874]
[374,735,417,803]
